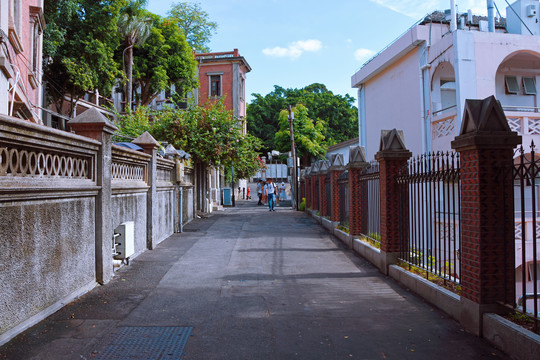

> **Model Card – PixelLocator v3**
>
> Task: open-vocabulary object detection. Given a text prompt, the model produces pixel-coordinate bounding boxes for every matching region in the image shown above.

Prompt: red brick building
[195,49,251,133]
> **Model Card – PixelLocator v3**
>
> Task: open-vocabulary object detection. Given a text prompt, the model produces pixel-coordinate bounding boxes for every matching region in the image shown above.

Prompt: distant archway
[431,62,456,113]
[495,50,540,111]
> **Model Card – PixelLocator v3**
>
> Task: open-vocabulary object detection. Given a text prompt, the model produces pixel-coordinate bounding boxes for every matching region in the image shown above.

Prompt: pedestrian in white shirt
[264,178,277,211]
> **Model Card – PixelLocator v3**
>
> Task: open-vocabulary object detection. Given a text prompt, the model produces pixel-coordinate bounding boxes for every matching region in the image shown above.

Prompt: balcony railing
[504,109,540,136]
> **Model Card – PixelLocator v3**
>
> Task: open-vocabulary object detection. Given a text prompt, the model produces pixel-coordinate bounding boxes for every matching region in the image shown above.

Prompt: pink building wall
[0,0,44,123]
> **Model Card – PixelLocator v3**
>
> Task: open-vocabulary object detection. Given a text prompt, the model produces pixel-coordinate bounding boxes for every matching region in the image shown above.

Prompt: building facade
[0,0,44,123]
[195,49,251,133]
[351,1,540,160]
[193,49,251,211]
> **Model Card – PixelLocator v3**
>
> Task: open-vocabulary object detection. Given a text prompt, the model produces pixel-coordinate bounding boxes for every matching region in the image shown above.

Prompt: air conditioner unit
[114,221,135,260]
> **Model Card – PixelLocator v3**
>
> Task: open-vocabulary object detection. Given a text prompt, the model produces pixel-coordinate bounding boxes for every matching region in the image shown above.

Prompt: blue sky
[147,0,492,103]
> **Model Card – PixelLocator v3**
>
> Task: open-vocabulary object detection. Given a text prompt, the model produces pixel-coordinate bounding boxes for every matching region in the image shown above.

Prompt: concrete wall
[0,114,181,345]
[155,188,175,246]
[112,193,147,257]
[0,197,96,334]
[0,115,101,344]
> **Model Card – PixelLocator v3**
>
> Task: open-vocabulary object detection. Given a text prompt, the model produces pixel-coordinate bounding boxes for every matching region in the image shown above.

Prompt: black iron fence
[338,171,349,226]
[513,143,540,328]
[359,161,381,244]
[396,152,461,284]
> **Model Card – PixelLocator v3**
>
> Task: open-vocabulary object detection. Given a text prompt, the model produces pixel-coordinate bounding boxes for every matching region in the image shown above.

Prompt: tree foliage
[168,2,217,53]
[116,99,263,179]
[131,13,198,106]
[118,0,152,110]
[274,104,327,162]
[43,0,125,116]
[247,84,358,155]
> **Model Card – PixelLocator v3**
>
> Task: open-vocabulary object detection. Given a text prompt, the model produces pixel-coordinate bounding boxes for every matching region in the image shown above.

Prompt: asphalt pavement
[0,200,510,360]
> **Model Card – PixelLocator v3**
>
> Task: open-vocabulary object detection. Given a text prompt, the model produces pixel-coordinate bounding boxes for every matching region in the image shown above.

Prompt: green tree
[114,106,152,141]
[168,2,217,53]
[118,0,152,111]
[43,0,125,116]
[247,84,358,155]
[131,13,198,106]
[116,99,263,179]
[274,104,327,163]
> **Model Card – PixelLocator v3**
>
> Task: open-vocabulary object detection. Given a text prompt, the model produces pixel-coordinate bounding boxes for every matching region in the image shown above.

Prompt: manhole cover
[98,326,193,359]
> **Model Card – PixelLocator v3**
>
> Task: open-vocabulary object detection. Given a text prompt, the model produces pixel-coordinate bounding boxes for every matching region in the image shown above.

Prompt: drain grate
[98,326,193,360]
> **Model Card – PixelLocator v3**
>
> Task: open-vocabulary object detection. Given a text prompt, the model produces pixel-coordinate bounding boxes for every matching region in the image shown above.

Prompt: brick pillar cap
[451,96,521,151]
[329,154,345,171]
[311,161,321,175]
[68,107,118,135]
[319,160,330,174]
[132,131,159,151]
[379,129,407,152]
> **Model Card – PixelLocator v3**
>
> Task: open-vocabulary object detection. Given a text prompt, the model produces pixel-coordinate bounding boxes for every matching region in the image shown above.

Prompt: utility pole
[288,105,298,210]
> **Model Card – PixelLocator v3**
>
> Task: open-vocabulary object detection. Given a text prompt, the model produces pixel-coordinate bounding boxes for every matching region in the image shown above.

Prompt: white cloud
[354,48,376,62]
[369,0,488,19]
[262,39,322,59]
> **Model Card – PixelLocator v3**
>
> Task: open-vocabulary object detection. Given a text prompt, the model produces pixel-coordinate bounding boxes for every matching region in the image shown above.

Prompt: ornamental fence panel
[338,170,349,226]
[512,142,540,330]
[359,162,380,245]
[396,152,461,285]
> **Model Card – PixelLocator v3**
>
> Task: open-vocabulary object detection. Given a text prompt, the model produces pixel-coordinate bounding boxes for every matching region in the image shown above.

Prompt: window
[210,75,221,96]
[505,76,520,94]
[440,80,457,109]
[523,77,537,95]
[28,6,44,89]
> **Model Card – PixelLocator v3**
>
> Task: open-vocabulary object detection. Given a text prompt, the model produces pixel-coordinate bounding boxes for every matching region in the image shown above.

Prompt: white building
[352,0,540,160]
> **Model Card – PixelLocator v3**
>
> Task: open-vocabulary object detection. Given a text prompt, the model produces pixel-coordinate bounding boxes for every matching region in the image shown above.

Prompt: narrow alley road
[0,202,509,360]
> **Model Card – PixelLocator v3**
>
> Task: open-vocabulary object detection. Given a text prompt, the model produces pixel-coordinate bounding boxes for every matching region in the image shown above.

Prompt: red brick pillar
[311,162,320,211]
[451,96,521,336]
[330,154,345,222]
[300,175,306,204]
[375,130,412,274]
[348,146,369,236]
[319,161,330,217]
[305,169,312,209]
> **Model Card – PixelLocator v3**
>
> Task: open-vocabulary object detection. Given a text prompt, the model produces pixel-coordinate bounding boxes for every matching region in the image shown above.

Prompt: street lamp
[288,105,298,210]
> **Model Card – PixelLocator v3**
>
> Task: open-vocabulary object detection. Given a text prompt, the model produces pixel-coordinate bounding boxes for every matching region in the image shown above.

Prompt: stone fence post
[375,130,412,275]
[329,154,345,223]
[68,108,117,284]
[133,132,160,250]
[451,96,521,336]
[348,146,368,237]
[319,160,330,217]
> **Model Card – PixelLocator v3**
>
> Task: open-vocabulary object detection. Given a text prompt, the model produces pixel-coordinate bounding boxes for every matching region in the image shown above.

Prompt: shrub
[299,197,306,211]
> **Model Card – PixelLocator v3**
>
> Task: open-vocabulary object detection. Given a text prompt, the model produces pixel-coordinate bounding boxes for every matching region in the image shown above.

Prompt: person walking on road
[257,180,263,205]
[264,178,277,211]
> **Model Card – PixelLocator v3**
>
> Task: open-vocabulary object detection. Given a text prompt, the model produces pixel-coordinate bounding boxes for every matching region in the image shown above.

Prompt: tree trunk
[125,45,133,112]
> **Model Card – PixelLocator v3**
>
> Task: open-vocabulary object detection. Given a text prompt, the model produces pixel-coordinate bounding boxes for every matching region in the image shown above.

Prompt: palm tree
[118,0,151,112]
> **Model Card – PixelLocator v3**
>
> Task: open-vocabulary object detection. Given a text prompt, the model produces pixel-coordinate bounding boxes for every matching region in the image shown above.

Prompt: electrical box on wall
[507,0,540,35]
[114,221,135,260]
